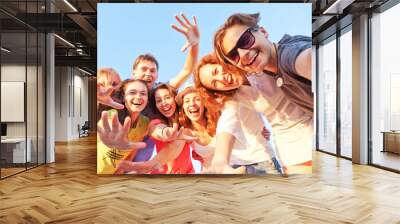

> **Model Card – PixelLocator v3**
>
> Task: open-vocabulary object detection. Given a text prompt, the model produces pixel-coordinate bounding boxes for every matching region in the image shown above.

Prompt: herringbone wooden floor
[1,135,400,224]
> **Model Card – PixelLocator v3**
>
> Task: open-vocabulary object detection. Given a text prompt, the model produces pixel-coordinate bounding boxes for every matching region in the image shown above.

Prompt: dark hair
[115,79,150,124]
[149,82,178,125]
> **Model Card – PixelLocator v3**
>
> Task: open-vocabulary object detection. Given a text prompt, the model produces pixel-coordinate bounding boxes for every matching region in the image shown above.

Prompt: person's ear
[259,26,269,39]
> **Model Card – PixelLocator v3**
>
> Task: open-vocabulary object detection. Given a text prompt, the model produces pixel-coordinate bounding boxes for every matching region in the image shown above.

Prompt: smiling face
[123,81,148,113]
[182,92,204,122]
[154,88,176,118]
[198,63,244,91]
[221,24,273,73]
[133,60,158,88]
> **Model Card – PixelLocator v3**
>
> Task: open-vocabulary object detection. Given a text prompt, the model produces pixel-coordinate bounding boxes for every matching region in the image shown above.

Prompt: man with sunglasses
[208,12,313,173]
[214,12,312,115]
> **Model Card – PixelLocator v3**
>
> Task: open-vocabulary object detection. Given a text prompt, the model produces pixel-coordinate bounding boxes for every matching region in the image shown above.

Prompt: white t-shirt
[233,74,313,166]
[216,101,277,166]
[192,138,215,165]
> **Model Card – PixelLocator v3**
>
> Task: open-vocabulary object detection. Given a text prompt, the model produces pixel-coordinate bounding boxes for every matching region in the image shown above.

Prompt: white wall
[72,72,89,138]
[54,67,89,141]
[54,66,69,141]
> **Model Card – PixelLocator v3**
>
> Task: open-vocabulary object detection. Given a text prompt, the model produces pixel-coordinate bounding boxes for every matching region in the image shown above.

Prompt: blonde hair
[97,67,121,87]
[97,68,122,120]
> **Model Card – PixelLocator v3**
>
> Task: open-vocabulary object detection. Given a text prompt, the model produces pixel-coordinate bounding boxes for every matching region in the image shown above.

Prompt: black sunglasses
[225,27,258,64]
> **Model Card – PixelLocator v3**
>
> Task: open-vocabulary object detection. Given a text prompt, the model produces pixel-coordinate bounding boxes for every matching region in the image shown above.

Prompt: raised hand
[97,111,146,150]
[176,127,199,141]
[175,127,198,141]
[159,124,198,142]
[171,13,199,52]
[160,122,180,141]
[97,83,124,110]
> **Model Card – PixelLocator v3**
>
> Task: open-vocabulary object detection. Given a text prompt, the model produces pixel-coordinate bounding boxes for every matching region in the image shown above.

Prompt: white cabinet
[1,138,32,163]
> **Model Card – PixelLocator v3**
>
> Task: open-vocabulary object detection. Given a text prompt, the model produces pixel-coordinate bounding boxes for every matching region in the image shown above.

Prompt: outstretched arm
[97,111,146,150]
[168,14,200,89]
[148,122,180,142]
[117,127,198,174]
[148,121,198,142]
[116,140,187,174]
[202,132,245,174]
[155,140,186,164]
[152,128,197,165]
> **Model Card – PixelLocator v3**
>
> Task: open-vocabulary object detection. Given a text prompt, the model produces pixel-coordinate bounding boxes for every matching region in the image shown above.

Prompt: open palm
[97,111,146,150]
[171,13,200,52]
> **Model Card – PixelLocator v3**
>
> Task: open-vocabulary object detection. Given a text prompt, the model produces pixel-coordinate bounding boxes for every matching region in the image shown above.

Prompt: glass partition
[1,30,28,177]
[339,27,352,158]
[370,3,400,171]
[317,35,337,155]
[0,1,46,179]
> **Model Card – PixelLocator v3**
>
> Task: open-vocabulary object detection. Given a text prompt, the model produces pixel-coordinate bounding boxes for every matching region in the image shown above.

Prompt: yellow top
[97,111,149,174]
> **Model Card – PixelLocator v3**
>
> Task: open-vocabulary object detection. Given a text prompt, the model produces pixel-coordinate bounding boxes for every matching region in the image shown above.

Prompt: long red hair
[178,87,220,137]
[193,53,240,110]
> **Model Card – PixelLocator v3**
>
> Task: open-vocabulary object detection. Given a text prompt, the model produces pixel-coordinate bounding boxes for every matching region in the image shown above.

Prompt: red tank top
[149,119,194,174]
[152,140,194,174]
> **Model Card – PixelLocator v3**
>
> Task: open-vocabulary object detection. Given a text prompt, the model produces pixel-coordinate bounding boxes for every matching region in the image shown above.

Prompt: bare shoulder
[294,48,312,80]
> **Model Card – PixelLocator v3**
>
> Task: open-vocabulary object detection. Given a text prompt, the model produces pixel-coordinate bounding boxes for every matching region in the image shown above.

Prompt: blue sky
[98,3,311,84]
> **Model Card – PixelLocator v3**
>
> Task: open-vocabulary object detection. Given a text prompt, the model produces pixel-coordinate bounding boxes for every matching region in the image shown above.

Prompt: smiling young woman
[97,79,151,174]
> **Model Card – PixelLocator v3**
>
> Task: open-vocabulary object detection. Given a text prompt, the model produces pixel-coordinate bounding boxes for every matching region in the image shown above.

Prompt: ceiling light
[54,34,75,48]
[63,0,78,12]
[323,0,355,15]
[78,67,93,76]
[1,47,11,53]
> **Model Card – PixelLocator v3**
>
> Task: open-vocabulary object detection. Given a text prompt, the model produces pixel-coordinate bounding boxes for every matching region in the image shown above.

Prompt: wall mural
[97,3,313,175]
